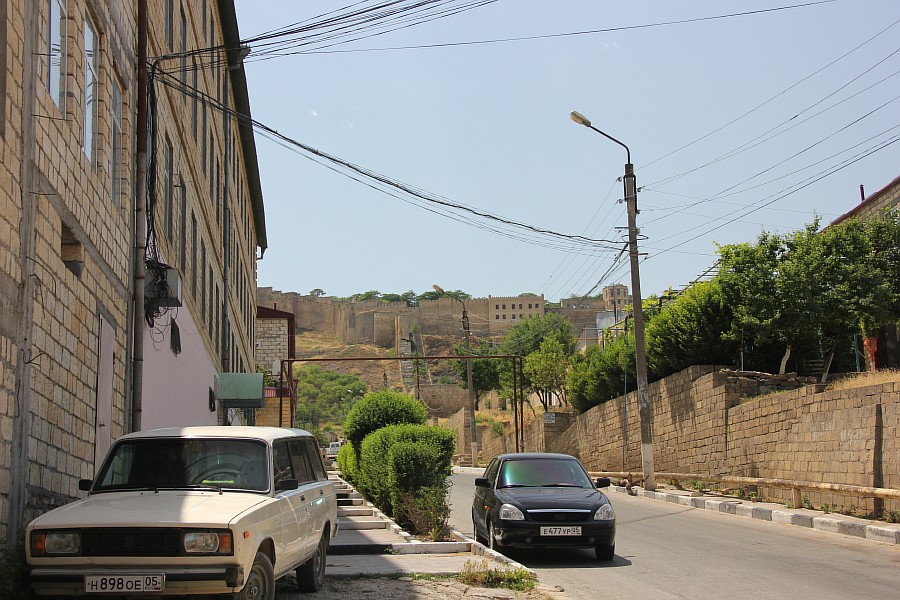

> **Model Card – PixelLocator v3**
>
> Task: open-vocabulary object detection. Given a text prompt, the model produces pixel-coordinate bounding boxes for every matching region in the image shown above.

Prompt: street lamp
[433,284,478,467]
[569,110,656,490]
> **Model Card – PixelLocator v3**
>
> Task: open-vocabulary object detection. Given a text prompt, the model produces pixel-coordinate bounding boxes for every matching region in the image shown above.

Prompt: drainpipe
[7,0,40,547]
[131,0,148,432]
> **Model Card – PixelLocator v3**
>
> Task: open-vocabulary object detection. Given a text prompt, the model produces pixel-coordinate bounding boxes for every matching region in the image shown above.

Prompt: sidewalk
[326,473,529,578]
[610,484,900,545]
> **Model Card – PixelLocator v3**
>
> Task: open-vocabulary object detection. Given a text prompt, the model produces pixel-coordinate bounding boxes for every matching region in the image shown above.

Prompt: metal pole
[624,163,656,490]
[462,307,477,467]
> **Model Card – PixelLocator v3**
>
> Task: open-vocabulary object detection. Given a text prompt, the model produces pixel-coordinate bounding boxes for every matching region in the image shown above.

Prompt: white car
[27,426,338,598]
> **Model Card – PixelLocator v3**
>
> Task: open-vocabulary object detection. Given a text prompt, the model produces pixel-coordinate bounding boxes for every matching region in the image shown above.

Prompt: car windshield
[92,438,269,492]
[497,458,592,488]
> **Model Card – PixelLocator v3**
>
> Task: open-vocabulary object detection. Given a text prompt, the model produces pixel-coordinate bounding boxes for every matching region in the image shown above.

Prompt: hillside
[292,331,407,392]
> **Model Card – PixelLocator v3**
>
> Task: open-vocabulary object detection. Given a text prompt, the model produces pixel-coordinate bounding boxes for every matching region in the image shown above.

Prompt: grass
[458,559,537,591]
[826,368,900,391]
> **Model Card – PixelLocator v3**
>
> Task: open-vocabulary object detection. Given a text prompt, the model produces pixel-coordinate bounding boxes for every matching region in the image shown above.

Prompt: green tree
[293,366,367,436]
[645,280,736,379]
[567,335,633,413]
[308,288,325,297]
[499,313,576,403]
[523,338,570,409]
[451,340,500,410]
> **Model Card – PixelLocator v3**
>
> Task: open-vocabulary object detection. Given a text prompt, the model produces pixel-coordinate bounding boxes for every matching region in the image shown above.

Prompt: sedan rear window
[93,438,269,492]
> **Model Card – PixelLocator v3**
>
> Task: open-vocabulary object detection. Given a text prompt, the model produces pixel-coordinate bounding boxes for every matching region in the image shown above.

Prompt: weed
[821,503,831,514]
[689,479,705,491]
[883,509,900,524]
[458,559,536,591]
[748,491,758,501]
[0,541,28,600]
[802,495,812,509]
[395,484,452,541]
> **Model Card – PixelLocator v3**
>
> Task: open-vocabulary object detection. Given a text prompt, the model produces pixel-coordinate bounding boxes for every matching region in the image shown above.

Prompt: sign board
[543,412,556,424]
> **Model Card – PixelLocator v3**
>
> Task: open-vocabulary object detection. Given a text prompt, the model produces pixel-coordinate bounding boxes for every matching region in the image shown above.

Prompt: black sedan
[472,452,616,560]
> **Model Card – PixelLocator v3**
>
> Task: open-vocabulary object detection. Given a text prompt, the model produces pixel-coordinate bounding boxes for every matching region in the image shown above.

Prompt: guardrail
[591,471,900,508]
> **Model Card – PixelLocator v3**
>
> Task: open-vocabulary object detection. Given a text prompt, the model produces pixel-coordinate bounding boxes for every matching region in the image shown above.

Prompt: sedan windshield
[498,458,593,488]
[92,438,269,492]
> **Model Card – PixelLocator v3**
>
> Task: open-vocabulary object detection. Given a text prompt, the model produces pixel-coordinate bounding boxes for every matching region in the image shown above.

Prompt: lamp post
[433,284,478,467]
[569,110,656,490]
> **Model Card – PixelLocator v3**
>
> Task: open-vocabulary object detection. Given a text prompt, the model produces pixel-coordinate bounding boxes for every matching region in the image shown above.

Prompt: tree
[308,288,325,297]
[523,338,570,409]
[355,290,382,301]
[450,340,500,410]
[645,280,736,379]
[293,366,367,435]
[567,335,633,413]
[498,313,576,403]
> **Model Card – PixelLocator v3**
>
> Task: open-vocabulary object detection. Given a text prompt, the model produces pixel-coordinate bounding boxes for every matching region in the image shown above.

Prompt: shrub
[394,481,452,541]
[357,424,455,516]
[343,390,427,449]
[336,441,358,483]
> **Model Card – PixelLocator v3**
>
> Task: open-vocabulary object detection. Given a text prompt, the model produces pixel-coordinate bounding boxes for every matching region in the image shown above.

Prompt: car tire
[595,544,615,561]
[234,551,275,600]
[472,517,487,545]
[488,520,501,553]
[296,531,328,593]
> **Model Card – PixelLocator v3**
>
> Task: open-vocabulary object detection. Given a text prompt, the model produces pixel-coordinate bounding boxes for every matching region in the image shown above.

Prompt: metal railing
[592,471,900,508]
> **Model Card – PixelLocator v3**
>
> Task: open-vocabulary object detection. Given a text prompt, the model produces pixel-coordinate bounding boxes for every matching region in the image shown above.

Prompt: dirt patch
[275,576,567,600]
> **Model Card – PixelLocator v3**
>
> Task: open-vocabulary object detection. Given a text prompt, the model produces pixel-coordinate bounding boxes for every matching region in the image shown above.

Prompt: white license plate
[540,526,581,536]
[84,574,165,594]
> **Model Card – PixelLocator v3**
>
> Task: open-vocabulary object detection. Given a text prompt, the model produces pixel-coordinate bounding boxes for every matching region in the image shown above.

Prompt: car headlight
[499,503,524,521]
[31,531,81,556]
[594,503,616,521]
[183,530,233,555]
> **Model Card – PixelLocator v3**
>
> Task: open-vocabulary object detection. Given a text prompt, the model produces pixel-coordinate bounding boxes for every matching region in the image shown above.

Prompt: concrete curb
[615,486,900,545]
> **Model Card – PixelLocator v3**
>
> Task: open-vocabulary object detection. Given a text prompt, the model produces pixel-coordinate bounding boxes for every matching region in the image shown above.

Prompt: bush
[394,482,452,541]
[343,390,427,449]
[357,424,455,516]
[336,441,358,483]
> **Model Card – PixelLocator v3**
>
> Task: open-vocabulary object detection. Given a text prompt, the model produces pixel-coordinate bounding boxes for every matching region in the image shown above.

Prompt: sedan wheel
[234,552,275,600]
[595,544,615,561]
[296,531,328,593]
[488,520,500,552]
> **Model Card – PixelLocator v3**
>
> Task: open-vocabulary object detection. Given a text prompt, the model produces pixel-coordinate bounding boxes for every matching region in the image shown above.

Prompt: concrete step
[338,506,374,517]
[338,515,390,530]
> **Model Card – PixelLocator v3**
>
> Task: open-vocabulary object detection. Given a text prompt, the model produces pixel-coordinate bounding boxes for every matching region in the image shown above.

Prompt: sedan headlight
[31,531,81,556]
[499,503,525,521]
[594,503,616,521]
[183,530,233,555]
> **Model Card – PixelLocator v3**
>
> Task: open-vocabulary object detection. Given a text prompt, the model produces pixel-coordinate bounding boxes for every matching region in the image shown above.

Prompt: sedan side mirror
[595,477,611,488]
[474,477,489,488]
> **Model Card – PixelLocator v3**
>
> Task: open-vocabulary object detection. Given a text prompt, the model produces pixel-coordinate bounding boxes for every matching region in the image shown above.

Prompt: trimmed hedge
[335,441,358,484]
[343,390,427,449]
[357,424,455,516]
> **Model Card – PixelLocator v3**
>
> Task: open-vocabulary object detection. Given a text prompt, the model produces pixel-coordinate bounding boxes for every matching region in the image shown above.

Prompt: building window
[200,242,207,321]
[48,0,67,110]
[83,15,97,160]
[165,0,174,49]
[190,213,197,295]
[191,59,198,139]
[495,304,499,310]
[495,315,499,320]
[502,314,507,320]
[163,138,174,238]
[502,304,506,310]
[202,106,207,173]
[110,77,123,204]
[512,314,516,320]
[178,177,186,271]
[179,7,186,99]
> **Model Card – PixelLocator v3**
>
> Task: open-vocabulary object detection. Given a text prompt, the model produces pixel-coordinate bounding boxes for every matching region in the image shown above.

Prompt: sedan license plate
[540,526,581,536]
[84,574,165,594]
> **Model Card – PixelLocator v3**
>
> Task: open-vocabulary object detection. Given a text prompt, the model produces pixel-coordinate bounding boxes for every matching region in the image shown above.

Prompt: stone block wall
[466,368,899,514]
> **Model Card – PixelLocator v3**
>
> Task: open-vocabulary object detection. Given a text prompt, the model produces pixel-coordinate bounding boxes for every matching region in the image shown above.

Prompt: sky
[232,0,900,303]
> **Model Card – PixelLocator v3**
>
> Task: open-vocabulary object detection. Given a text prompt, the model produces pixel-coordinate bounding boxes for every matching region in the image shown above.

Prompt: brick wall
[465,367,899,513]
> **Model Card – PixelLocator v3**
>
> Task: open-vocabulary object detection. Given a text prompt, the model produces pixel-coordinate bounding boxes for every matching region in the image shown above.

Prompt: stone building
[1,0,265,546]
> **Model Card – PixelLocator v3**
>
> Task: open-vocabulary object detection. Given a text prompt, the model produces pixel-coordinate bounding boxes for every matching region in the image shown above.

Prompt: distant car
[472,452,616,560]
[325,441,343,462]
[27,426,338,598]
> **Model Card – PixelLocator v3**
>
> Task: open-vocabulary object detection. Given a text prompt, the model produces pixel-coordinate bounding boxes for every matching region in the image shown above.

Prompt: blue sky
[233,0,899,302]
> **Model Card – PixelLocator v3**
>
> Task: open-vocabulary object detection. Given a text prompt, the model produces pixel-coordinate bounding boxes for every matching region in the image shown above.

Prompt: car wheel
[595,544,615,561]
[472,517,487,545]
[488,520,501,552]
[296,531,328,593]
[234,552,275,600]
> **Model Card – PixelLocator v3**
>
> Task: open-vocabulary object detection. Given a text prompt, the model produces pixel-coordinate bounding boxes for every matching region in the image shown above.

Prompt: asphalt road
[449,471,900,600]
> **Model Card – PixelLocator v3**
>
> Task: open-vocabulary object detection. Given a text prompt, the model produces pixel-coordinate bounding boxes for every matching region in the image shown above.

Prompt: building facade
[1,0,266,546]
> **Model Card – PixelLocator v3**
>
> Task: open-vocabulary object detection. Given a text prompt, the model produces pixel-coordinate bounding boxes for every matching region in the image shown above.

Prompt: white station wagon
[27,426,338,598]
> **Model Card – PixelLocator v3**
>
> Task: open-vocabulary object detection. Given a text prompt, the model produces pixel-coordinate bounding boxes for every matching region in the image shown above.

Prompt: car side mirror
[595,477,611,488]
[275,478,299,491]
[78,479,93,492]
[474,477,489,488]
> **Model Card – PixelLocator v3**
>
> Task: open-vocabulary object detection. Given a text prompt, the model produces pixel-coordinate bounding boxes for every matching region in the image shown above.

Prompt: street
[449,471,900,599]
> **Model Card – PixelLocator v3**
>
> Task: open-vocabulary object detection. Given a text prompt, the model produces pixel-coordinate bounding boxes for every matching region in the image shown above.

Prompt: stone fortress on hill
[256,284,632,347]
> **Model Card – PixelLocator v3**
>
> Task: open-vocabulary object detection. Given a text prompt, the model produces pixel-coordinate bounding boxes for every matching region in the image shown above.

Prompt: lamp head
[570,110,591,127]
[432,284,445,294]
